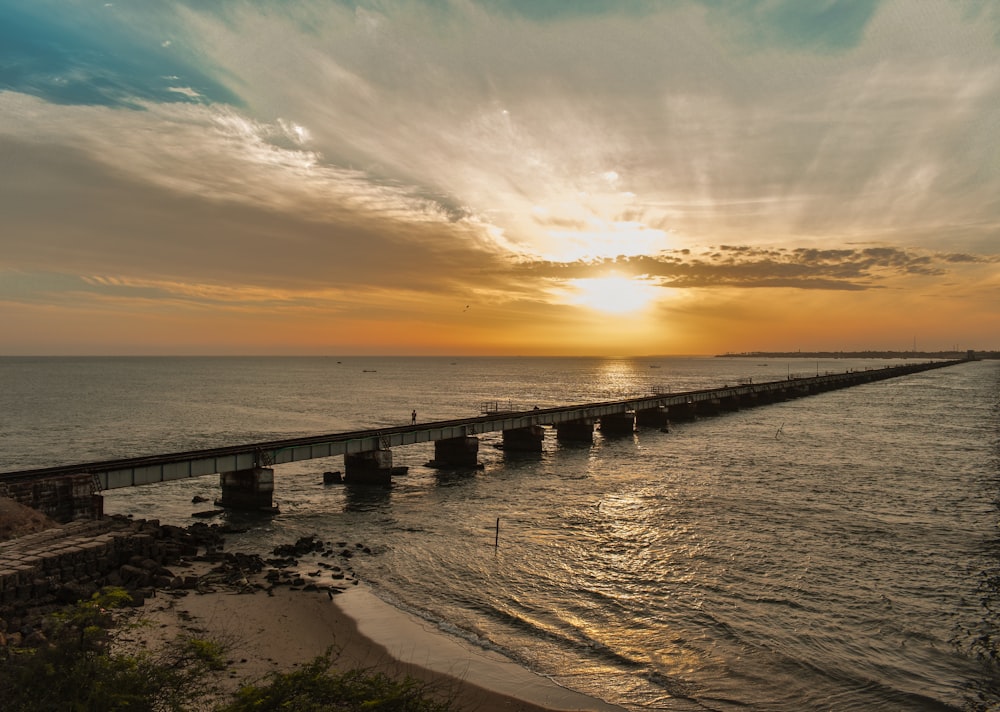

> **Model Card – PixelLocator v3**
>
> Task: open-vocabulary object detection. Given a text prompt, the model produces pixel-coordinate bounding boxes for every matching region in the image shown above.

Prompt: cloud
[0,0,997,353]
[5,0,999,262]
[512,244,982,292]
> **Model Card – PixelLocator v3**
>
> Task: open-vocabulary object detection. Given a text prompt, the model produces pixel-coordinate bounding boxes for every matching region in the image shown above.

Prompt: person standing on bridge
[411,409,417,425]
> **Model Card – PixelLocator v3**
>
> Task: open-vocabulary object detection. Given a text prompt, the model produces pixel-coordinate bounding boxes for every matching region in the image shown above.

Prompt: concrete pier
[556,418,595,442]
[430,436,480,468]
[344,450,394,486]
[635,406,670,429]
[667,401,698,421]
[719,394,741,411]
[502,425,545,452]
[0,473,102,523]
[600,412,636,436]
[217,467,275,511]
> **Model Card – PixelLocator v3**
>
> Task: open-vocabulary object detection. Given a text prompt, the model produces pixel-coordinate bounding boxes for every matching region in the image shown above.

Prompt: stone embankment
[0,515,369,649]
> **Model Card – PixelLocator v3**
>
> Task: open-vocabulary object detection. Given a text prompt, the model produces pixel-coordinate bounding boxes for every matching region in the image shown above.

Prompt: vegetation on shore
[0,586,456,712]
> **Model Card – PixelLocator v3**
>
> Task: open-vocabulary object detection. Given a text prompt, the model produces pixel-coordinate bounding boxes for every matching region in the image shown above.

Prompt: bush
[0,587,224,711]
[1,589,460,711]
[219,650,456,712]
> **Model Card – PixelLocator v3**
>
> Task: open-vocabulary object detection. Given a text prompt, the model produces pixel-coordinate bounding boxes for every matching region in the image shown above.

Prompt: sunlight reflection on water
[3,356,998,710]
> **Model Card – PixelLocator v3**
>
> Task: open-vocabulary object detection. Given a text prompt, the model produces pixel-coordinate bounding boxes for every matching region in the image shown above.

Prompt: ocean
[1,355,997,710]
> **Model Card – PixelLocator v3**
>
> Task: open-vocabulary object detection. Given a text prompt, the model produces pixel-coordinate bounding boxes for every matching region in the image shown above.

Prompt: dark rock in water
[272,534,325,558]
[223,552,266,574]
[323,471,343,484]
[191,509,224,519]
[192,495,209,503]
[266,556,298,568]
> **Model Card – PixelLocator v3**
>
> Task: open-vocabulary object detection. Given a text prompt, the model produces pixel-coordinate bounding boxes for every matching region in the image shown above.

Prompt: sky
[1,0,998,356]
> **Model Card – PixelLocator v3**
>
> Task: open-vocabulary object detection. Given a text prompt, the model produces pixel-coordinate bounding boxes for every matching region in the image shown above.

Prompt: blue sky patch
[0,2,239,108]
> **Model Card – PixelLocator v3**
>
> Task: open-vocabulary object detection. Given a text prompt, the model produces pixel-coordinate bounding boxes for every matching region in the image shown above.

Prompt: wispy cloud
[512,245,990,292]
[0,0,997,353]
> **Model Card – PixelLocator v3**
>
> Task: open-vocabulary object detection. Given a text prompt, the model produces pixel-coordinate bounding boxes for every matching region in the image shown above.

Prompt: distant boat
[362,369,377,373]
[649,364,661,369]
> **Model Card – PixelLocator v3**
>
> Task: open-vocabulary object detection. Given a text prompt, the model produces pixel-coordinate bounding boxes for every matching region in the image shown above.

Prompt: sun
[563,276,661,315]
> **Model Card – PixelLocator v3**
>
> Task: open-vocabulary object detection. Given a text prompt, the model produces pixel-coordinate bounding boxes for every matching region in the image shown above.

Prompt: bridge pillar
[2,473,103,523]
[600,412,635,436]
[218,467,275,511]
[344,449,394,486]
[668,402,697,421]
[556,418,595,442]
[696,399,722,416]
[502,425,545,452]
[635,406,669,429]
[719,395,741,411]
[430,436,480,468]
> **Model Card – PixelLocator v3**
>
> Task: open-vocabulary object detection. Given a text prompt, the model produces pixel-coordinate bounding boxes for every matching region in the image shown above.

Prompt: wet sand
[132,565,625,712]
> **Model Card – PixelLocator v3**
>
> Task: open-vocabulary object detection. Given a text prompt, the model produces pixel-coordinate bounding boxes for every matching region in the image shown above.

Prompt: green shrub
[220,650,456,712]
[1,590,461,712]
[0,587,224,711]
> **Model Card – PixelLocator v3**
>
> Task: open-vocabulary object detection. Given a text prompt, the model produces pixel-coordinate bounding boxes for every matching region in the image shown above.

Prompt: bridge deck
[0,360,963,490]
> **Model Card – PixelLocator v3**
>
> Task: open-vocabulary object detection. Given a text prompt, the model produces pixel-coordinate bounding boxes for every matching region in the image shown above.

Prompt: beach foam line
[336,584,626,712]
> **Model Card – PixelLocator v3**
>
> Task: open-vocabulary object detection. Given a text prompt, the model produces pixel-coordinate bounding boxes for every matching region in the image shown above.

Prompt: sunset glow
[562,276,662,315]
[0,0,997,355]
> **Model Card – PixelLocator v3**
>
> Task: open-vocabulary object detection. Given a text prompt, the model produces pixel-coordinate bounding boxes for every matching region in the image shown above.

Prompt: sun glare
[563,276,660,314]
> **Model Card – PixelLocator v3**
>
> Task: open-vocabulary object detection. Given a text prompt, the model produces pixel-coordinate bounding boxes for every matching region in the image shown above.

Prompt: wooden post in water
[495,517,500,550]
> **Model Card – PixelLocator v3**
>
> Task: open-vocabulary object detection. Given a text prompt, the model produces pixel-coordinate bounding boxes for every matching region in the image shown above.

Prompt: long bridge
[0,359,967,520]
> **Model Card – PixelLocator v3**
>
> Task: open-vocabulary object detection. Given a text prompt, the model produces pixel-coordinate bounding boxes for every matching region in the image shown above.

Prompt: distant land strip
[717,350,998,360]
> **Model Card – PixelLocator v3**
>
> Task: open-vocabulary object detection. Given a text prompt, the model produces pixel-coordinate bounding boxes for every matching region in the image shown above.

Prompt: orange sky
[1,1,998,355]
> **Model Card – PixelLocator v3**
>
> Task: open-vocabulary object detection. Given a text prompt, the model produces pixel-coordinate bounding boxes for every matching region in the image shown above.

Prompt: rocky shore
[0,508,368,651]
[0,499,622,711]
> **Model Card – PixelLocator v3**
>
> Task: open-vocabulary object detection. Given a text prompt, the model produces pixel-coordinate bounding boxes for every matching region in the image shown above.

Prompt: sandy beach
[0,500,622,712]
[129,559,625,712]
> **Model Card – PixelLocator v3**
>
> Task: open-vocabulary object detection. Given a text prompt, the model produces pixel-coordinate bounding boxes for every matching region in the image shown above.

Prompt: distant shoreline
[716,350,997,359]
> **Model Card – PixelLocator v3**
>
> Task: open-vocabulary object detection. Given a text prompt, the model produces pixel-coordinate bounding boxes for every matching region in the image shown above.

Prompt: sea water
[1,355,997,710]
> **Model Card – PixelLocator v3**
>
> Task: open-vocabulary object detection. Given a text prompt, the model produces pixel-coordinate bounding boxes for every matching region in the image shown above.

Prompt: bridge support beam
[430,436,480,468]
[668,402,698,421]
[696,399,722,416]
[502,425,545,452]
[719,395,741,411]
[600,413,635,436]
[344,449,394,486]
[635,406,669,429]
[218,467,275,511]
[556,418,595,443]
